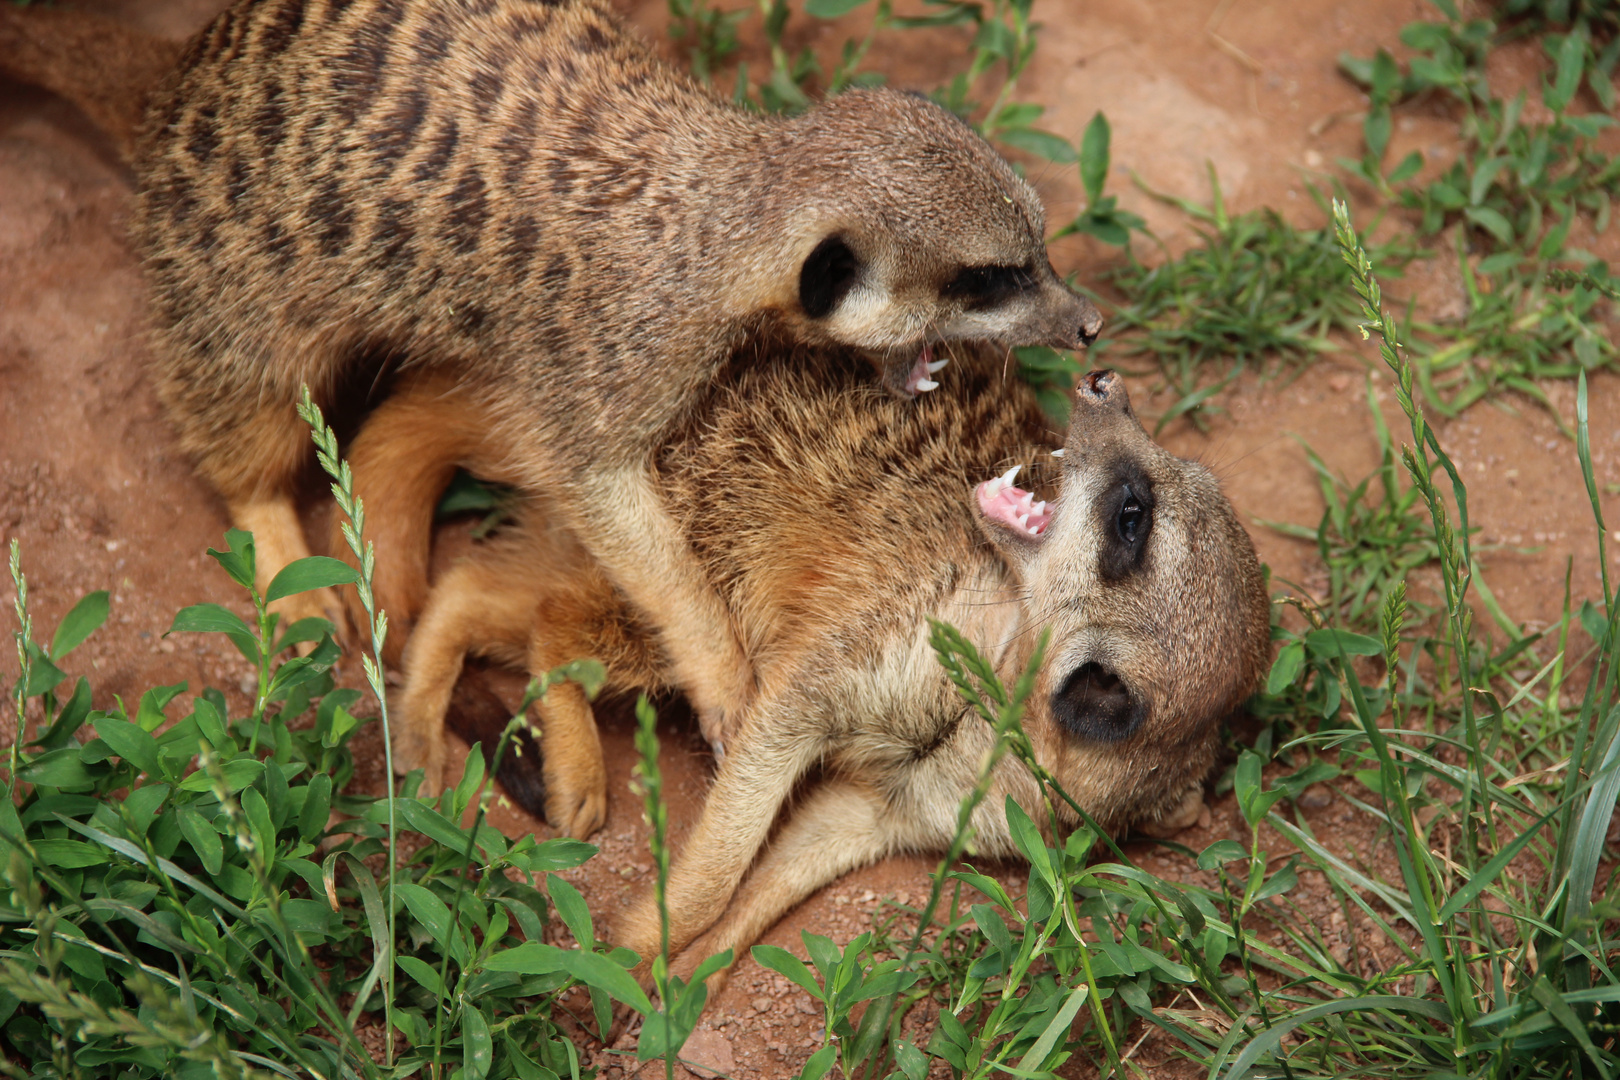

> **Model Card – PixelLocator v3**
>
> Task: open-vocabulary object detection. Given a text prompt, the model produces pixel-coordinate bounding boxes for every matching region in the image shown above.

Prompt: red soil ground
[2,0,1617,1075]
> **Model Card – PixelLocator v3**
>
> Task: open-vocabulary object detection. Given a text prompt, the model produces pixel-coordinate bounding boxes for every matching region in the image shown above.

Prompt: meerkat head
[970,370,1271,834]
[778,89,1104,397]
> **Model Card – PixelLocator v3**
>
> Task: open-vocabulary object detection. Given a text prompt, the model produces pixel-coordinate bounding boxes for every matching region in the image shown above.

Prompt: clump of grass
[0,407,675,1078]
[1083,167,1419,431]
[1338,0,1620,423]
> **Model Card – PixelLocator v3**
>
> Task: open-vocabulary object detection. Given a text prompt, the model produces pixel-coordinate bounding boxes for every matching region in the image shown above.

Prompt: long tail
[0,5,181,160]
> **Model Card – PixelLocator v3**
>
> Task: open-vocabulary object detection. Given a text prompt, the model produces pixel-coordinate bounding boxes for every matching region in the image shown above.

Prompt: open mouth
[977,465,1051,537]
[902,343,950,395]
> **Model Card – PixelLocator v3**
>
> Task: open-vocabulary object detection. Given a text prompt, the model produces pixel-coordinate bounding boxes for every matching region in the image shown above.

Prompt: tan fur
[362,344,1271,981]
[3,0,1104,745]
[0,6,180,159]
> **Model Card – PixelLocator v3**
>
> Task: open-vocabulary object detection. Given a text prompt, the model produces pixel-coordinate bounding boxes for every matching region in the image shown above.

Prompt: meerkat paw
[543,761,607,840]
[1134,783,1206,838]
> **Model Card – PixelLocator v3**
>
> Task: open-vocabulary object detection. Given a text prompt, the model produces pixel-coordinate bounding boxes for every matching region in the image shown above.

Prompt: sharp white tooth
[984,478,1003,497]
[1032,501,1047,515]
[915,378,939,392]
[926,358,949,373]
[1016,512,1030,530]
[1050,448,1066,458]
[999,465,1021,487]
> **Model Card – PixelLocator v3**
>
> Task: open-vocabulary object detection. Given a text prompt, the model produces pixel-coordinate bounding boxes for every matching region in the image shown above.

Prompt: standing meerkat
[3,0,1103,745]
[341,346,1271,932]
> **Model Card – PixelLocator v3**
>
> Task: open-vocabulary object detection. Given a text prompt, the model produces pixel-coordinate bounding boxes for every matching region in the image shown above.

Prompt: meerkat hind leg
[210,411,346,639]
[397,550,541,798]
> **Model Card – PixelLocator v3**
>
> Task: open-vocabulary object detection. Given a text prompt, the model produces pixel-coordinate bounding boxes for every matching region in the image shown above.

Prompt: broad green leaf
[1303,628,1383,658]
[1006,796,1054,885]
[31,838,109,868]
[17,748,96,789]
[177,806,223,875]
[1468,155,1507,206]
[1197,839,1247,869]
[1545,30,1586,114]
[1464,205,1514,245]
[1015,981,1088,1072]
[51,591,109,659]
[803,0,869,17]
[548,873,594,950]
[1265,641,1306,695]
[178,756,263,794]
[973,18,1015,60]
[169,603,253,639]
[799,1043,838,1080]
[463,1006,493,1079]
[299,773,333,841]
[1079,111,1111,205]
[22,648,66,698]
[241,786,277,871]
[396,883,468,965]
[751,945,826,1002]
[135,682,187,733]
[92,716,160,776]
[996,127,1077,164]
[207,529,256,589]
[894,1038,928,1080]
[31,677,92,749]
[557,949,652,1015]
[1252,859,1299,902]
[397,955,446,996]
[264,556,359,604]
[1387,150,1424,184]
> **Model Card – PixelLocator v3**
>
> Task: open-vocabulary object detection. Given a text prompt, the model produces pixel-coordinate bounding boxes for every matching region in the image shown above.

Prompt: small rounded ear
[799,235,859,319]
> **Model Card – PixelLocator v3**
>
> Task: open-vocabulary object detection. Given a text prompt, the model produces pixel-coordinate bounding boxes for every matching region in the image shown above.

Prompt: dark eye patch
[1097,469,1154,581]
[941,262,1035,309]
[800,235,859,319]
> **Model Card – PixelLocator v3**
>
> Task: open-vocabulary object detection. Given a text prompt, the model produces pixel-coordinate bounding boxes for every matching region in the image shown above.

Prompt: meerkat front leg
[616,707,825,973]
[576,464,755,751]
[670,780,897,994]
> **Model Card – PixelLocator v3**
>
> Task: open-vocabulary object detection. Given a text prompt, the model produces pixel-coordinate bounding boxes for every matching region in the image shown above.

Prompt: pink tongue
[976,481,1050,536]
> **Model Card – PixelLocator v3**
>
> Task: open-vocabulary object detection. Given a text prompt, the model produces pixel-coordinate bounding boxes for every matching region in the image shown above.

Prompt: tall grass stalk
[296,385,400,1065]
[7,541,29,782]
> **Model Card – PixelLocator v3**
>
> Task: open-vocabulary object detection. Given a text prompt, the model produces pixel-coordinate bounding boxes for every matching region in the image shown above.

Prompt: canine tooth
[999,465,1021,487]
[915,378,939,392]
[926,357,949,374]
[1050,448,1066,458]
[1016,512,1030,530]
[983,478,1003,497]
[1033,501,1047,515]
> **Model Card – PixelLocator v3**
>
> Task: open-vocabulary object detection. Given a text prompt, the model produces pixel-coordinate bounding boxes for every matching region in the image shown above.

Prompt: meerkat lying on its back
[343,346,1272,970]
[0,0,1102,753]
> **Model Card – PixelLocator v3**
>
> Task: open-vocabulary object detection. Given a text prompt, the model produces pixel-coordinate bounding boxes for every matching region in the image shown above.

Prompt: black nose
[1050,661,1143,742]
[1078,321,1101,348]
[1081,369,1116,398]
